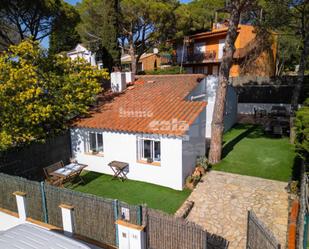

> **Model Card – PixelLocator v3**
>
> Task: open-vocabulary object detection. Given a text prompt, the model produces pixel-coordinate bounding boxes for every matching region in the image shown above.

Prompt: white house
[71,74,237,190]
[67,44,103,69]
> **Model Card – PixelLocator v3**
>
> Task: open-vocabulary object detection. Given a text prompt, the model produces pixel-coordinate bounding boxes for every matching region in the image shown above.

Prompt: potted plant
[196,156,210,174]
[185,176,195,190]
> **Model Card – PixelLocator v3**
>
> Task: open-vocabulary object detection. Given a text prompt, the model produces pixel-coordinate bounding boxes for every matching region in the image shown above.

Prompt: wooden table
[50,163,87,185]
[108,161,129,181]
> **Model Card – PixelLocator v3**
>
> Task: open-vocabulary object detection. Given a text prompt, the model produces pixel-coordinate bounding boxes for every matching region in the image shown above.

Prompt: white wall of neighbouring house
[70,128,185,190]
[238,103,291,114]
[190,76,237,138]
[67,44,97,67]
[182,108,206,183]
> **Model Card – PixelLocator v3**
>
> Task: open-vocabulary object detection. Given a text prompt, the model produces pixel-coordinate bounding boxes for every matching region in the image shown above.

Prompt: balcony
[174,51,218,64]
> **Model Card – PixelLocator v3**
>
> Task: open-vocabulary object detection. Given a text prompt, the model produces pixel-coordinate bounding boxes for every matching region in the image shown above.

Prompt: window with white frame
[137,138,161,163]
[86,132,103,154]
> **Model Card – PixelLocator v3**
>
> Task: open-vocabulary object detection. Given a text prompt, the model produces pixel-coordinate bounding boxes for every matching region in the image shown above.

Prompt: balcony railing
[174,51,218,64]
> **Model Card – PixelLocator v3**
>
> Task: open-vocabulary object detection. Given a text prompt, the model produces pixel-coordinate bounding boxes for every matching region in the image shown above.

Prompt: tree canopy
[260,0,309,76]
[119,0,178,73]
[49,2,81,55]
[77,0,120,71]
[0,0,62,48]
[0,40,109,150]
[174,0,226,37]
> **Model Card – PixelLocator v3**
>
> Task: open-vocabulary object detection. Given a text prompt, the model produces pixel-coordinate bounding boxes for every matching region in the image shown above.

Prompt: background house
[67,44,103,69]
[172,22,277,77]
[121,52,171,73]
[71,74,238,190]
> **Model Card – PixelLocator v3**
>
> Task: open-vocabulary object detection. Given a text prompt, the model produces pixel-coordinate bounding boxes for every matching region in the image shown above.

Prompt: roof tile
[74,74,207,136]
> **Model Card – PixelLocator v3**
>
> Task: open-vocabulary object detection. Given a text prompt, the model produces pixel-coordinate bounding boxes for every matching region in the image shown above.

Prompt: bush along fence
[0,172,229,249]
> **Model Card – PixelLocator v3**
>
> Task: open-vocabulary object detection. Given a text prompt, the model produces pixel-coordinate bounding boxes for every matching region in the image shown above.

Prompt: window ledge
[137,160,161,166]
[84,152,104,157]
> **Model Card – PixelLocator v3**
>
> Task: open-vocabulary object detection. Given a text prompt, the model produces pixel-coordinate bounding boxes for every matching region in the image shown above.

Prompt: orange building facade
[121,53,170,72]
[173,23,277,77]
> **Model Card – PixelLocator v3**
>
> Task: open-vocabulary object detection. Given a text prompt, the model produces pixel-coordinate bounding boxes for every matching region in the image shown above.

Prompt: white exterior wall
[182,109,206,182]
[71,129,184,190]
[238,103,291,114]
[67,44,97,66]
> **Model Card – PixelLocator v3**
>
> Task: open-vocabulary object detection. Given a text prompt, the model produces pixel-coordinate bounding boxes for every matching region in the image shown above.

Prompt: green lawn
[69,172,191,214]
[213,124,296,182]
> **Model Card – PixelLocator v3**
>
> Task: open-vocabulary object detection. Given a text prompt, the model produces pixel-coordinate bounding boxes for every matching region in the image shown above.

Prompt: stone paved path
[182,171,289,249]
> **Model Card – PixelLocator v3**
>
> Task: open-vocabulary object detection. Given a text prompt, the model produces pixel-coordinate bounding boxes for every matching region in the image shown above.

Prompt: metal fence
[246,210,281,249]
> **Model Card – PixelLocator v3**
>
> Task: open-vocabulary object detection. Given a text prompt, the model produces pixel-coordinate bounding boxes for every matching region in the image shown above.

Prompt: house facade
[173,22,277,77]
[67,44,103,69]
[71,74,237,190]
[121,53,171,73]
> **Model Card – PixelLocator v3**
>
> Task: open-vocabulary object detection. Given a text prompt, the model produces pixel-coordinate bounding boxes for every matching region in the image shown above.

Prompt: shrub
[196,156,210,170]
[295,98,309,160]
[144,66,186,75]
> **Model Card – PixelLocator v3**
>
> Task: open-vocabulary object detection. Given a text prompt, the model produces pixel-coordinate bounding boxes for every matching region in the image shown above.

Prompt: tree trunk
[208,5,242,164]
[291,33,309,112]
[129,42,136,78]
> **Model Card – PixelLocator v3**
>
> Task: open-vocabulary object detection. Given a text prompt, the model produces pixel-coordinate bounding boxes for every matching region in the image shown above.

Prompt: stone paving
[182,171,289,249]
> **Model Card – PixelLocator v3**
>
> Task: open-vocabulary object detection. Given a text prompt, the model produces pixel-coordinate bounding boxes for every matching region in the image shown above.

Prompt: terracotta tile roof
[74,74,207,136]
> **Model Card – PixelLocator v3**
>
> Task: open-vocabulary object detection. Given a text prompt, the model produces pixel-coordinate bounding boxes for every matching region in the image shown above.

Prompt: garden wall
[0,172,229,249]
[0,131,71,180]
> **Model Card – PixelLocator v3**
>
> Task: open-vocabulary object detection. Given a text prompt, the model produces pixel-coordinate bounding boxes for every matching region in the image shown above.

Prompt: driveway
[183,171,289,249]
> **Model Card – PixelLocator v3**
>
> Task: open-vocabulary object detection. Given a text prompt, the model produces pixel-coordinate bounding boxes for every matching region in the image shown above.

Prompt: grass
[69,172,191,214]
[213,124,296,182]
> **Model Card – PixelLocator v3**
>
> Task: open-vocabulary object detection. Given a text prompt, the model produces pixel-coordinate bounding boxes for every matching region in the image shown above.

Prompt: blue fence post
[113,199,119,247]
[137,205,142,226]
[40,181,48,223]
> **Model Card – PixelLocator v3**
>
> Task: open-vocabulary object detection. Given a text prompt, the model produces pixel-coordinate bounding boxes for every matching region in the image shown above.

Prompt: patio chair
[43,161,64,186]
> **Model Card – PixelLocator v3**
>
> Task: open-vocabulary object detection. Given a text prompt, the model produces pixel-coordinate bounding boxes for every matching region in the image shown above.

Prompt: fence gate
[246,210,281,249]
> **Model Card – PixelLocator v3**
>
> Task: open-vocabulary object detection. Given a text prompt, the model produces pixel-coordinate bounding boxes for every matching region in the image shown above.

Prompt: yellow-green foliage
[0,39,109,150]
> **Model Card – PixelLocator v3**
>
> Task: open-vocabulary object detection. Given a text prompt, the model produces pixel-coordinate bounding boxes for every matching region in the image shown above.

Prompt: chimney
[125,72,134,84]
[111,72,126,93]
